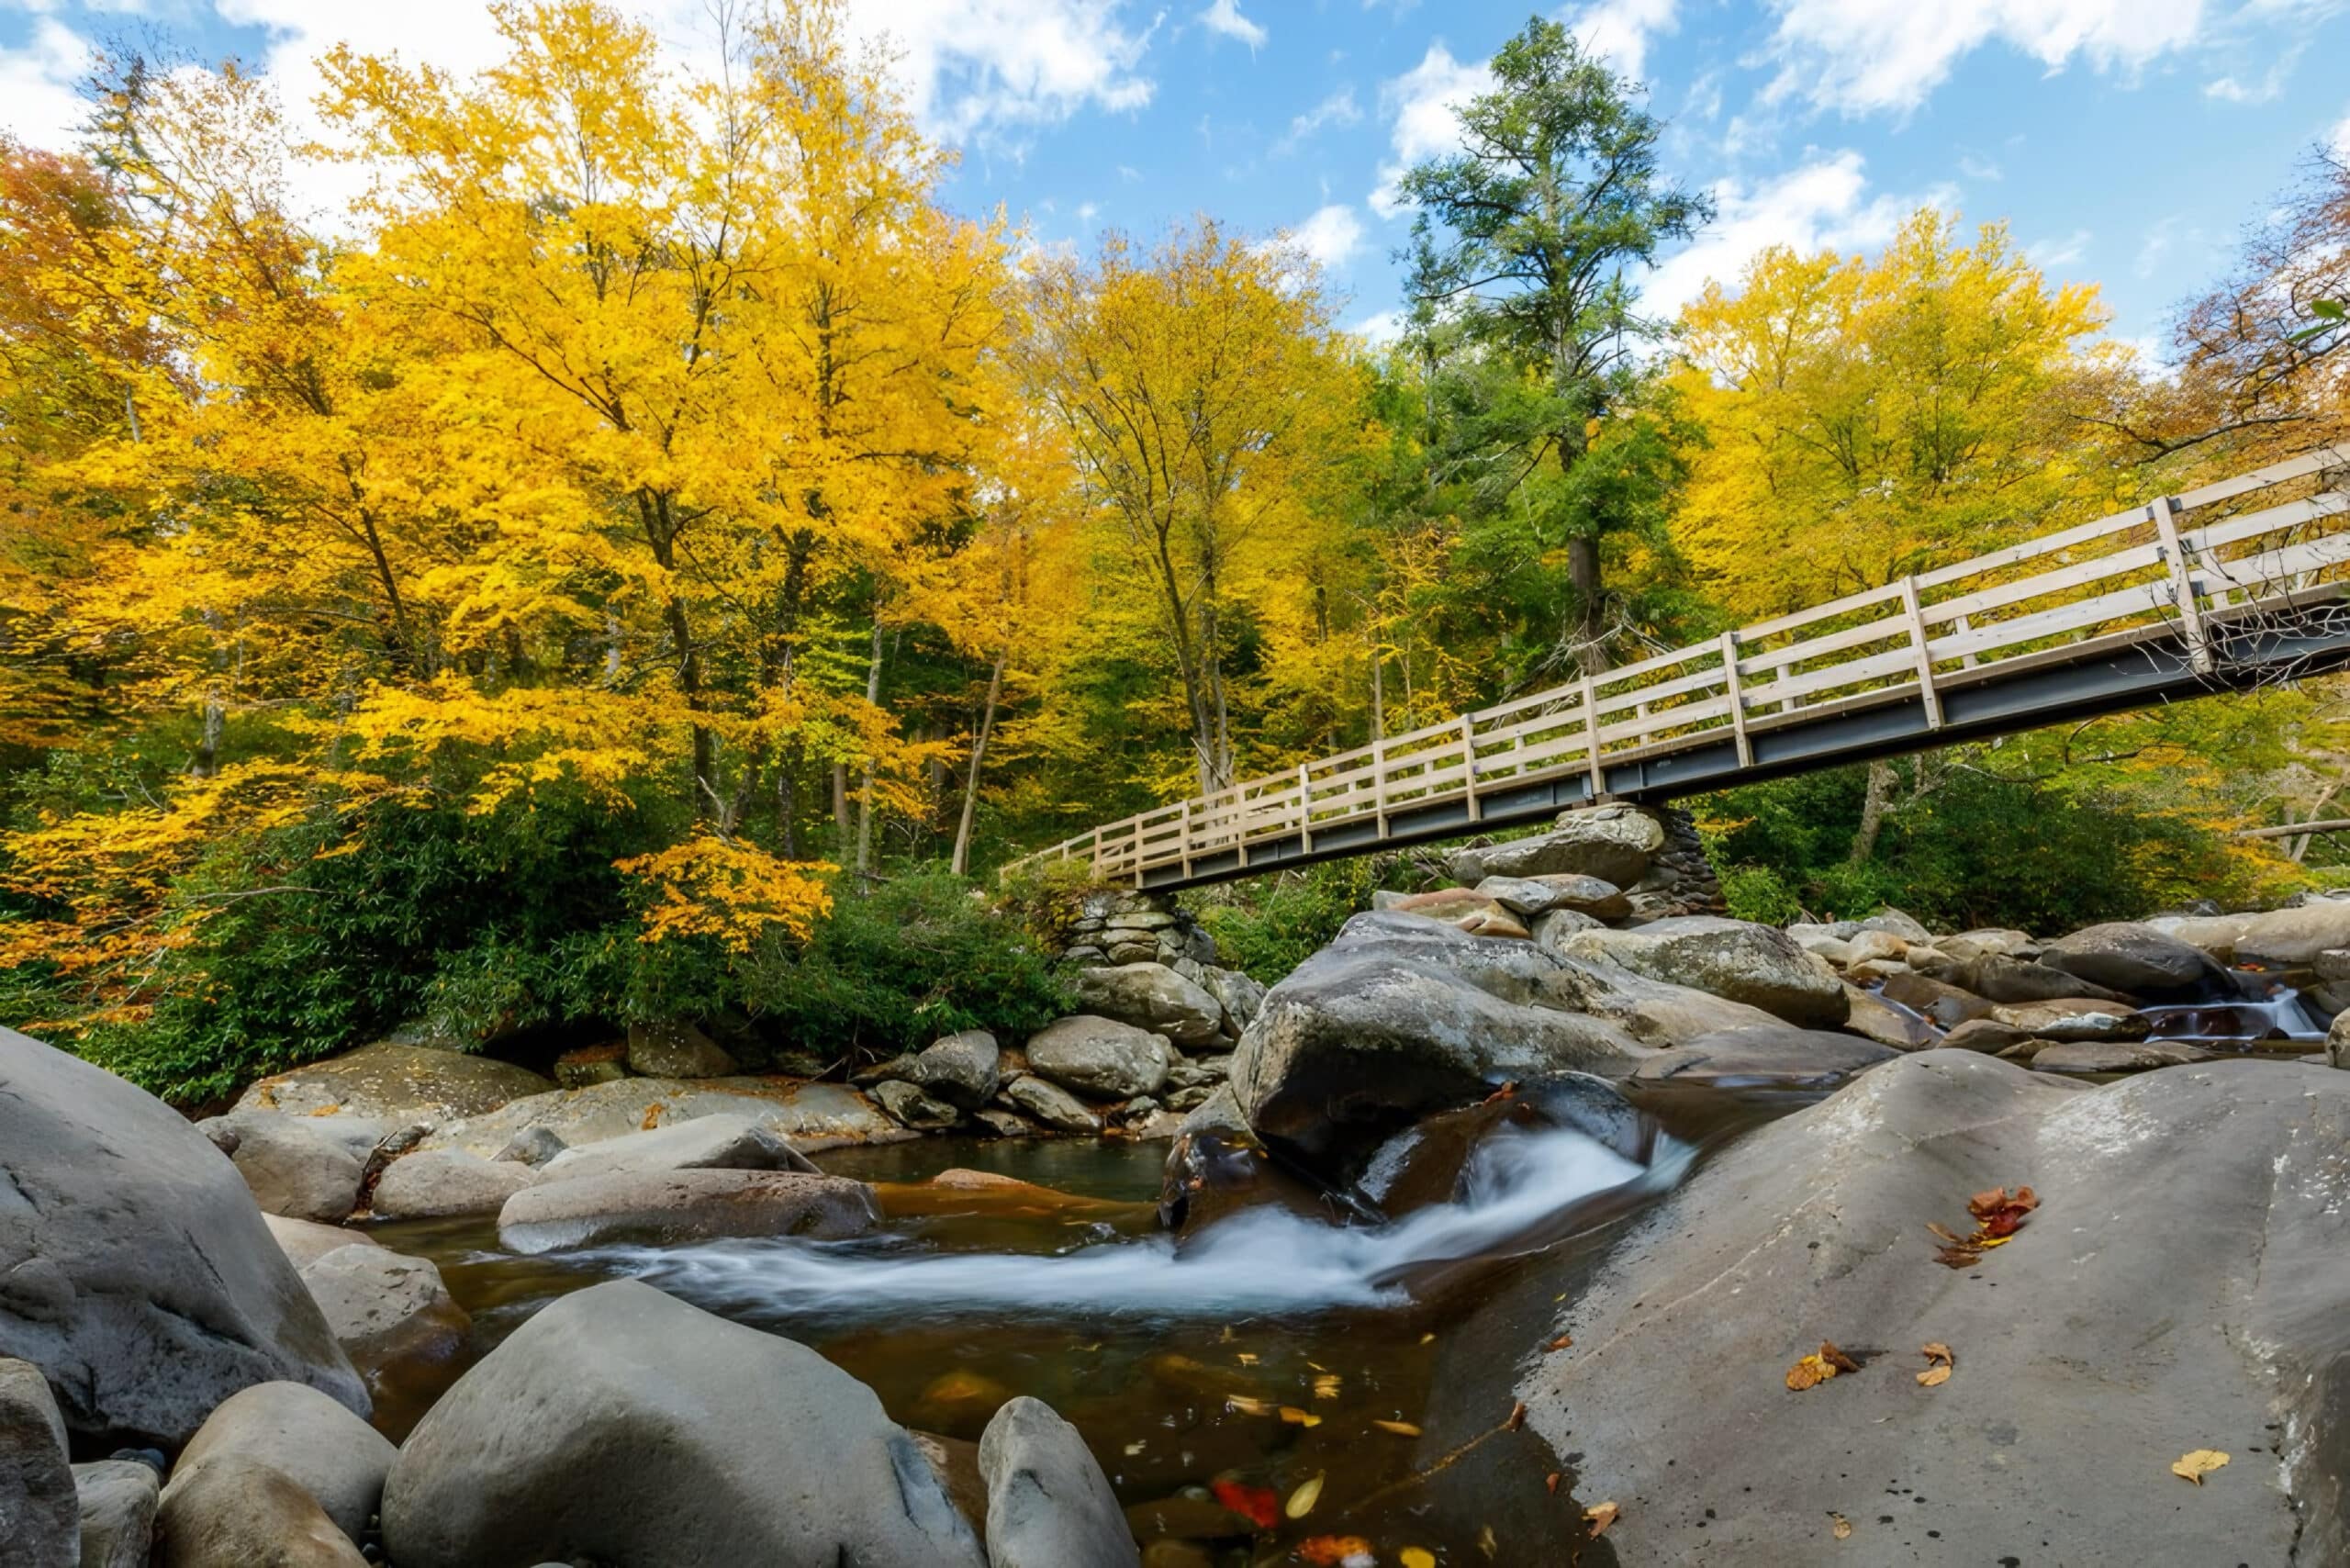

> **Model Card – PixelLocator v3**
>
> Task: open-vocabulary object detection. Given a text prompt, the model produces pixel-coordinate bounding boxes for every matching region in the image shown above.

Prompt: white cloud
[1287,203,1367,270]
[1640,150,1939,318]
[1762,0,2209,118]
[1370,40,1492,218]
[2134,212,2205,279]
[0,17,95,151]
[2030,228,2092,267]
[1958,152,2003,180]
[1274,86,1361,153]
[2205,66,2288,104]
[1348,308,1409,345]
[2330,107,2350,161]
[1197,0,1267,50]
[1569,0,1678,84]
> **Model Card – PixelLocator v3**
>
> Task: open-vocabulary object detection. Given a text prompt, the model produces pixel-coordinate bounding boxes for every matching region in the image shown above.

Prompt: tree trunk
[951,649,1007,878]
[1567,533,1607,676]
[854,621,884,882]
[1849,758,1898,865]
[1370,639,1385,744]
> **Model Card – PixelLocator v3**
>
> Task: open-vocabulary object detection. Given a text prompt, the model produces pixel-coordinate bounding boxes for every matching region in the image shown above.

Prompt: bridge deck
[1013,447,2350,892]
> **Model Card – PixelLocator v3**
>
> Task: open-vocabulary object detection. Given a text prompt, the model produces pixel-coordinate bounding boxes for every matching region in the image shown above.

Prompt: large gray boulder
[1026,1016,1176,1100]
[998,1075,1102,1135]
[905,1032,1002,1110]
[1557,916,1849,1028]
[871,1080,964,1131]
[2225,902,2350,967]
[0,1029,366,1448]
[1197,966,1268,1036]
[979,1396,1138,1568]
[497,1169,878,1254]
[625,1020,737,1079]
[1474,872,1630,921]
[381,1280,987,1568]
[1626,1025,1899,1086]
[1915,952,2131,1006]
[261,1215,382,1270]
[234,1040,552,1122]
[153,1453,367,1568]
[73,1460,158,1568]
[532,1113,821,1185]
[414,1077,906,1159]
[168,1383,395,1546]
[1449,801,1666,888]
[1228,913,1647,1166]
[367,1147,538,1220]
[297,1247,470,1394]
[1986,997,2149,1042]
[196,1113,380,1224]
[1518,1053,2350,1563]
[1,1357,76,1568]
[2042,922,2229,1001]
[1069,965,1225,1050]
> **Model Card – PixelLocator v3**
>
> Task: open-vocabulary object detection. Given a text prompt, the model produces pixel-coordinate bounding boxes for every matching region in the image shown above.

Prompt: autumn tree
[1397,16,1710,674]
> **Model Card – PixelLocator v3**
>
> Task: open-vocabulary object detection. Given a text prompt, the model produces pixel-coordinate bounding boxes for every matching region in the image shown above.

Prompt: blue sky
[5,0,2346,352]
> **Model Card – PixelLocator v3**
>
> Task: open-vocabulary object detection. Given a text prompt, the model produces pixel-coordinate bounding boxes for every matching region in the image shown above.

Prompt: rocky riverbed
[6,803,2350,1564]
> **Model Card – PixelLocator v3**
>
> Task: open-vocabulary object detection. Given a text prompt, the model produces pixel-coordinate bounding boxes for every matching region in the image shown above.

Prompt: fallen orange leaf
[1831,1513,1853,1540]
[1400,1550,1437,1568]
[1545,1471,1561,1494]
[1545,1335,1573,1352]
[1504,1400,1528,1431]
[2171,1449,2230,1484]
[1297,1535,1371,1565]
[1583,1500,1619,1538]
[1371,1419,1421,1437]
[1917,1364,1951,1387]
[1209,1479,1278,1528]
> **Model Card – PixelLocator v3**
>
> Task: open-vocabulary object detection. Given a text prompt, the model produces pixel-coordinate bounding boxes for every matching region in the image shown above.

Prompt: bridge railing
[1013,447,2350,885]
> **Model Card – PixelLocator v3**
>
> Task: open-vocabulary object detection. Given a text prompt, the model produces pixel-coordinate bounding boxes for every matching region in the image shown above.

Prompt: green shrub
[1189,858,1387,985]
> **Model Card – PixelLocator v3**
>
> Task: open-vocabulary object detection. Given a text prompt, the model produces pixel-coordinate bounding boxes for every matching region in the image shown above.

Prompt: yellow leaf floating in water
[1279,1406,1323,1428]
[1225,1396,1274,1417]
[2172,1450,2231,1485]
[1400,1551,1437,1568]
[1285,1472,1325,1519]
[1372,1418,1422,1437]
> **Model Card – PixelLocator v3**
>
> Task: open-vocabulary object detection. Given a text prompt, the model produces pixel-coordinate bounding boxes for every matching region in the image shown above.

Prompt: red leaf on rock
[1210,1480,1280,1529]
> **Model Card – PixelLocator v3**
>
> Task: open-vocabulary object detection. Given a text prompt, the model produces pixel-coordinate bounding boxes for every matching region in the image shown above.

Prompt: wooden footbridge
[1015,448,2350,891]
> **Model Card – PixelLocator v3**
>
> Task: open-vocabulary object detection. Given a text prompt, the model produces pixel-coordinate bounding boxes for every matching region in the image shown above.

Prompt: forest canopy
[3,5,2346,1099]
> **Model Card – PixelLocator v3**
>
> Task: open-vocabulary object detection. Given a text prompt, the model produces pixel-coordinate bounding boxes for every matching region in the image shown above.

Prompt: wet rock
[167,1383,395,1546]
[1987,998,2150,1042]
[2042,922,2230,1001]
[625,1020,737,1079]
[1475,872,1630,921]
[910,1369,1013,1439]
[73,1459,158,1568]
[1556,916,1849,1028]
[1916,951,2131,1005]
[979,1395,1139,1568]
[1026,1016,1176,1099]
[533,1112,821,1184]
[1626,1025,1899,1087]
[1517,1053,2350,1563]
[553,1042,628,1089]
[1449,802,1667,888]
[0,1028,365,1448]
[1840,985,1938,1049]
[872,1079,965,1131]
[381,1280,986,1568]
[853,1053,921,1087]
[414,1077,906,1159]
[494,1125,568,1167]
[2330,1009,2350,1070]
[972,1108,1035,1137]
[497,1169,878,1253]
[261,1214,383,1271]
[297,1247,470,1394]
[1384,887,1502,923]
[1070,965,1225,1050]
[1939,1017,2032,1054]
[906,1031,1002,1110]
[1542,958,1785,1047]
[2231,902,2350,967]
[2030,1040,2216,1073]
[1227,913,1647,1168]
[1,1357,76,1568]
[1877,969,1997,1028]
[196,1113,378,1224]
[233,1040,553,1123]
[998,1075,1103,1135]
[154,1454,366,1568]
[367,1148,537,1220]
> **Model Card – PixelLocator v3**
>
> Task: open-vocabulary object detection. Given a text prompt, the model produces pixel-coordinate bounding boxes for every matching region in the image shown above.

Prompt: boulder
[2042,922,2230,1001]
[495,1125,569,1166]
[367,1148,538,1220]
[153,1453,367,1568]
[1528,908,1605,950]
[2221,902,2350,967]
[553,1042,629,1089]
[1841,928,1910,966]
[2031,1040,2215,1073]
[1627,1025,1900,1087]
[1476,872,1630,921]
[1840,985,1939,1049]
[1449,802,1667,888]
[73,1460,158,1568]
[1917,952,2131,1005]
[872,1080,965,1131]
[1516,1053,2350,1564]
[1543,959,1788,1047]
[380,1280,986,1568]
[1939,1017,2032,1055]
[1877,969,1997,1028]
[413,1076,906,1159]
[534,1113,822,1184]
[1069,965,1225,1050]
[1026,1016,1176,1100]
[972,1108,1035,1137]
[998,1075,1103,1135]
[1940,926,2039,960]
[1386,888,1505,923]
[167,1383,395,1546]
[1556,916,1849,1028]
[1198,967,1268,1036]
[196,1113,378,1224]
[625,1020,738,1080]
[979,1395,1139,1568]
[497,1169,878,1254]
[0,1029,365,1448]
[906,1031,1002,1110]
[2331,1008,2350,1070]
[261,1215,383,1271]
[297,1247,469,1394]
[1,1357,76,1568]
[1227,913,1647,1166]
[1987,998,2149,1042]
[1857,906,1933,943]
[1454,905,1530,939]
[233,1040,552,1122]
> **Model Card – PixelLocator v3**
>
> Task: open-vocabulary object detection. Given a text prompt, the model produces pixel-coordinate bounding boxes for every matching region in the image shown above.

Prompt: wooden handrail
[1006,450,2350,882]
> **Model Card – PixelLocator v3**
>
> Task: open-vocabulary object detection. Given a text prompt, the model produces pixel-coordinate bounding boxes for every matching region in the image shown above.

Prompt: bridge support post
[1460,715,1482,823]
[1297,763,1315,852]
[2153,496,2214,673]
[1719,630,1753,767]
[1898,576,1944,729]
[1579,676,1606,802]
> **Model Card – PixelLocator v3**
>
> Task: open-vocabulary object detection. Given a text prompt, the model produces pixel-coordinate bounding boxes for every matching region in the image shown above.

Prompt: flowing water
[374,1094,1776,1563]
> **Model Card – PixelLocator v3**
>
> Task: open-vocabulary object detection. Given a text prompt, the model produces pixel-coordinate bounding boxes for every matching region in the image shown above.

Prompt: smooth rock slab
[297,1247,470,1392]
[73,1460,158,1568]
[2041,921,2229,1001]
[167,1382,396,1546]
[0,1028,365,1448]
[532,1113,820,1185]
[261,1215,383,1271]
[979,1395,1139,1568]
[2030,1039,2215,1073]
[154,1454,366,1568]
[1517,1053,2350,1564]
[197,1113,378,1224]
[367,1148,537,1220]
[1560,915,1850,1028]
[1069,965,1225,1050]
[381,1280,986,1568]
[1027,1016,1177,1099]
[1987,997,2150,1042]
[998,1075,1103,1135]
[497,1169,879,1253]
[234,1040,552,1122]
[1449,802,1667,889]
[414,1076,909,1159]
[1626,1025,1899,1087]
[1,1357,76,1568]
[872,1079,964,1130]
